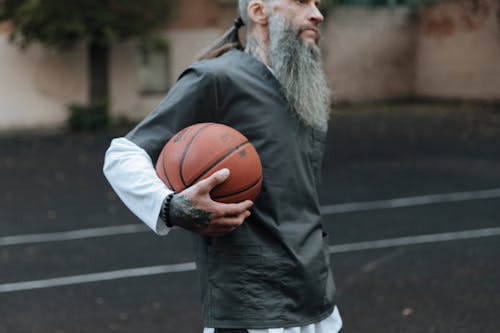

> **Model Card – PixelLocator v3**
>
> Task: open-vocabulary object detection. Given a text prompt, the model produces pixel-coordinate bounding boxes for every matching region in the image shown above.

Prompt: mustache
[298,25,322,39]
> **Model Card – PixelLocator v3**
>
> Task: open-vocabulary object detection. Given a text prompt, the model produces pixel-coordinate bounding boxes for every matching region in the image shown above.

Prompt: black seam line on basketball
[161,152,175,191]
[179,123,215,188]
[212,176,262,199]
[188,141,251,187]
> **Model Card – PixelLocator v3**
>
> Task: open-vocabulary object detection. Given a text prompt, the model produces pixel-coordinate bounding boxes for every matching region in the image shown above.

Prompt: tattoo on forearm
[169,194,212,230]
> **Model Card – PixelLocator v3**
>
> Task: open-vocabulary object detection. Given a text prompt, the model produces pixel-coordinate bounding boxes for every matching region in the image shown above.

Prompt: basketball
[155,123,263,203]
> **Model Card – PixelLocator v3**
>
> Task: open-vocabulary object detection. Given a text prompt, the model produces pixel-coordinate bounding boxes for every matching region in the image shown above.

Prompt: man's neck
[245,34,271,67]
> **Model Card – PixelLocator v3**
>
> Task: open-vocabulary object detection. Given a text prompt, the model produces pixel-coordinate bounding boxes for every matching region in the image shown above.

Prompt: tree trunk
[88,41,110,108]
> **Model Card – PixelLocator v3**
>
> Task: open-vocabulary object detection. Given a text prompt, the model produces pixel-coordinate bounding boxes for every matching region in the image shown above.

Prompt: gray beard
[268,13,331,131]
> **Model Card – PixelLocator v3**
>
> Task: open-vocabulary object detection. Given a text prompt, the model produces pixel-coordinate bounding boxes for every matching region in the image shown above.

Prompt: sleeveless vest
[127,50,336,329]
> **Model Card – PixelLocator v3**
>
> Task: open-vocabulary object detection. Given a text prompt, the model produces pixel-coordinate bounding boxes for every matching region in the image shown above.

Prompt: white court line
[0,224,148,246]
[1,188,500,247]
[320,188,500,215]
[328,226,500,254]
[0,262,196,293]
[1,226,499,294]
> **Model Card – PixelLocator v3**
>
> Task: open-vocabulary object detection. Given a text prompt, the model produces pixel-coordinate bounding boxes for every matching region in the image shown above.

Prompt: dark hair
[197,17,245,60]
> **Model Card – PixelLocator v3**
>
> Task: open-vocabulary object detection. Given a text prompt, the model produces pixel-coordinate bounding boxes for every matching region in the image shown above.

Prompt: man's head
[241,0,323,49]
[242,0,331,130]
[200,0,331,129]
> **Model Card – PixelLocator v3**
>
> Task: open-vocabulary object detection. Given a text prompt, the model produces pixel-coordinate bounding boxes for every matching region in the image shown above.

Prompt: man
[103,0,342,332]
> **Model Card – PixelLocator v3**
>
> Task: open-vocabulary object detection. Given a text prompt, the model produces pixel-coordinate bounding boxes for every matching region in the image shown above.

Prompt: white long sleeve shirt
[103,137,342,333]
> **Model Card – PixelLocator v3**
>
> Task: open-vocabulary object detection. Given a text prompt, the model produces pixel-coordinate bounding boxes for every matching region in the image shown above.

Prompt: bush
[67,103,110,131]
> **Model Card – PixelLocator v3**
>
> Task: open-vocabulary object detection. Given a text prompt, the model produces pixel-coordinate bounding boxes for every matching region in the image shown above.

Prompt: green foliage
[67,102,110,131]
[0,0,173,131]
[0,0,172,50]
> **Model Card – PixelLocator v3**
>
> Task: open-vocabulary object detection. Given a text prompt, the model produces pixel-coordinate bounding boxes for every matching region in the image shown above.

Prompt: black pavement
[0,102,499,333]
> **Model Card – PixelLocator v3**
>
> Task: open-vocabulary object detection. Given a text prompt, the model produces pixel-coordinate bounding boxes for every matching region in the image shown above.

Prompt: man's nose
[308,4,324,24]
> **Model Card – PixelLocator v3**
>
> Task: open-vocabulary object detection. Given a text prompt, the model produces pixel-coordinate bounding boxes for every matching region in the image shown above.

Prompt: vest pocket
[207,245,294,321]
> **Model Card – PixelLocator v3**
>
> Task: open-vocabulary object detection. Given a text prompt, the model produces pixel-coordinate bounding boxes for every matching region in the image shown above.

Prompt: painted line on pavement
[1,226,499,294]
[320,188,500,215]
[328,226,500,254]
[0,262,196,294]
[0,224,148,246]
[1,188,499,247]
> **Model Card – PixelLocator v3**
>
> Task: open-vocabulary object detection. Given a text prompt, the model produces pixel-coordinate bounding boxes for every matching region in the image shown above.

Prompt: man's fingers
[205,211,250,231]
[197,210,250,237]
[196,168,230,193]
[211,211,250,226]
[211,200,253,218]
[203,216,248,236]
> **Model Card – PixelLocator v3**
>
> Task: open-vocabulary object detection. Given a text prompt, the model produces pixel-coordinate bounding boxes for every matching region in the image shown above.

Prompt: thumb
[197,168,230,193]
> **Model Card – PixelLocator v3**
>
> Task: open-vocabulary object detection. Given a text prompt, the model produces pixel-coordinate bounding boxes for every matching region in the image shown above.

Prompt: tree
[0,0,172,127]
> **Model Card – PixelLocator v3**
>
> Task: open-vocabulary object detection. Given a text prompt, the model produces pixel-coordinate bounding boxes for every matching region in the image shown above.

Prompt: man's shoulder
[190,50,246,76]
[176,49,271,87]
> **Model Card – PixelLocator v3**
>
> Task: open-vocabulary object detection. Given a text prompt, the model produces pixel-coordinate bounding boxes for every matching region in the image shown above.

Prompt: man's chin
[300,34,318,45]
[303,40,321,58]
[299,36,319,48]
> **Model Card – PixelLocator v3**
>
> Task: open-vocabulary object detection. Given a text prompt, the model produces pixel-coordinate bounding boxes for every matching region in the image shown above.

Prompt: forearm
[103,137,172,235]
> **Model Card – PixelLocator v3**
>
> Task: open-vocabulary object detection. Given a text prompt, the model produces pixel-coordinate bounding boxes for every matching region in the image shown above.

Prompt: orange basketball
[156,123,263,203]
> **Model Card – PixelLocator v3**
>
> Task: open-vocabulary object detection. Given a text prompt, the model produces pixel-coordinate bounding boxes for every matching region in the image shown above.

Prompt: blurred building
[326,0,500,101]
[0,0,499,131]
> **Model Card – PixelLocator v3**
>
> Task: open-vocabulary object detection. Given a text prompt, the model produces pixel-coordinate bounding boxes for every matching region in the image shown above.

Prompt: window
[137,43,170,94]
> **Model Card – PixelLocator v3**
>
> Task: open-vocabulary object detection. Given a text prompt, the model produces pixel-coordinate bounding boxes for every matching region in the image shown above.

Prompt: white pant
[204,306,342,333]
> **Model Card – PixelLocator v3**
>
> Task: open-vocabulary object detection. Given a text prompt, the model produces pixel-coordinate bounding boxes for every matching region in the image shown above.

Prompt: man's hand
[169,168,253,237]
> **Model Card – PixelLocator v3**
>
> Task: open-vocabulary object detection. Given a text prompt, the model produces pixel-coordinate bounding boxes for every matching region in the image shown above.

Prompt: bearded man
[104,0,342,332]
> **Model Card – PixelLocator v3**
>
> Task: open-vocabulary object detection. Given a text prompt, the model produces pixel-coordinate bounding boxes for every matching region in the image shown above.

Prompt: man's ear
[247,0,269,26]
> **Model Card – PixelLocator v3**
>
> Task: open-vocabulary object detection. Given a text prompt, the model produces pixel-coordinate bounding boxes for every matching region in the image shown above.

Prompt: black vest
[127,50,336,329]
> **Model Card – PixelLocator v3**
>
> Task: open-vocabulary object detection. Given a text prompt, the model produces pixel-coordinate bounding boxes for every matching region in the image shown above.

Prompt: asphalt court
[0,103,499,332]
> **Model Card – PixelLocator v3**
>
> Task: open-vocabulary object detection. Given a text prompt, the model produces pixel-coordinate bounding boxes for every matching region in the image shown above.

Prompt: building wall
[0,0,499,130]
[167,0,237,29]
[128,29,225,121]
[0,1,234,131]
[323,6,417,101]
[415,0,500,100]
[0,29,87,131]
